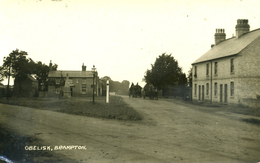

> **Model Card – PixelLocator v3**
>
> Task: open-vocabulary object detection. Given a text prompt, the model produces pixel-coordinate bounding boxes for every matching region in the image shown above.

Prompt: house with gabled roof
[47,62,100,97]
[192,19,260,107]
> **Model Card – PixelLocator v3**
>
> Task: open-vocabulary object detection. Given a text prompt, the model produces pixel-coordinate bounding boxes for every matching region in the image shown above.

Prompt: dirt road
[0,96,260,163]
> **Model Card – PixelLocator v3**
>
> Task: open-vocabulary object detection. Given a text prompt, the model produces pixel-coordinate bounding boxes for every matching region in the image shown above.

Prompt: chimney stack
[214,28,226,45]
[49,60,53,71]
[91,65,96,72]
[82,63,86,71]
[236,19,250,38]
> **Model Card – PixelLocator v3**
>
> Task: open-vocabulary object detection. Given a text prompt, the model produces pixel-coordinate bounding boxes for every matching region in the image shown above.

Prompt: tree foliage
[144,53,187,91]
[1,49,58,88]
[0,66,4,82]
[187,67,192,87]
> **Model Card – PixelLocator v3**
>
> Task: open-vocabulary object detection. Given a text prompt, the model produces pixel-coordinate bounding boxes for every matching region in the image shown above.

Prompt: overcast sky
[1,0,260,86]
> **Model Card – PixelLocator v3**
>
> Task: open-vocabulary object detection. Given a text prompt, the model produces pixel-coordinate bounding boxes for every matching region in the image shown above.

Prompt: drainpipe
[210,61,213,103]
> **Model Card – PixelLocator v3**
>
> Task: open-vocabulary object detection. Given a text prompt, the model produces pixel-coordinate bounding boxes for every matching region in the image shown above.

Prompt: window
[55,79,60,85]
[82,78,87,94]
[206,83,209,95]
[194,84,197,95]
[82,78,86,84]
[230,82,234,96]
[55,87,60,94]
[82,84,86,94]
[230,58,234,73]
[206,63,209,76]
[214,83,217,96]
[194,66,197,77]
[214,62,218,75]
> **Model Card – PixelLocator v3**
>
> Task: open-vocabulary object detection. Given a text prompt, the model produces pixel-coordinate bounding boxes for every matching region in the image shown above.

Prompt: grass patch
[0,96,142,121]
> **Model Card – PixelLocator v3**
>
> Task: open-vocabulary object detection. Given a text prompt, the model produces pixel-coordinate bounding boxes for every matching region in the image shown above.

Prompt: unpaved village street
[1,96,260,163]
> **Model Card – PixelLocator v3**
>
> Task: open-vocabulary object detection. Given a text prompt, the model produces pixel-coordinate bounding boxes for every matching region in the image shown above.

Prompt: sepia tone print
[1,1,260,163]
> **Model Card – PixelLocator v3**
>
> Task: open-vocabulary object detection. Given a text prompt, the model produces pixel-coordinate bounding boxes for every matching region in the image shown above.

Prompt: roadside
[0,96,142,121]
[158,97,260,126]
[1,95,260,162]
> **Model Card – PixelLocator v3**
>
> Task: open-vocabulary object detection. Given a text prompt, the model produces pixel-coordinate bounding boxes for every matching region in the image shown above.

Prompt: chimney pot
[236,19,250,38]
[214,28,226,45]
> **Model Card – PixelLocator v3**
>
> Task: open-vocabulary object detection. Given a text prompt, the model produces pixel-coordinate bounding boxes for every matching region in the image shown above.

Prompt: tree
[144,53,187,95]
[2,49,58,93]
[187,67,192,87]
[0,66,4,83]
[34,61,57,91]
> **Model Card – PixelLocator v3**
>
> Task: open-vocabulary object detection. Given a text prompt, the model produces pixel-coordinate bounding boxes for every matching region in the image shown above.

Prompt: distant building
[48,63,100,97]
[13,74,39,97]
[192,19,260,107]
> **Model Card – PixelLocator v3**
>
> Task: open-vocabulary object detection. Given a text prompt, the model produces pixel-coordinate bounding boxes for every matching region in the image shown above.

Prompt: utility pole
[7,64,11,100]
[93,72,95,104]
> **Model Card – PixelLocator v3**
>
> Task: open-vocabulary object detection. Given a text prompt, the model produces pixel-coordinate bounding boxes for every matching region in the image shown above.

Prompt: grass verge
[0,96,142,121]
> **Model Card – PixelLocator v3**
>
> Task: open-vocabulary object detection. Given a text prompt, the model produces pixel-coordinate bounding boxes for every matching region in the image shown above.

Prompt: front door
[220,84,223,103]
[224,84,228,103]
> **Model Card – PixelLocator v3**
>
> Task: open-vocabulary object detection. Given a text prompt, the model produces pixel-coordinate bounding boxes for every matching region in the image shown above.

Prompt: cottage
[48,63,100,97]
[13,74,39,97]
[192,19,260,107]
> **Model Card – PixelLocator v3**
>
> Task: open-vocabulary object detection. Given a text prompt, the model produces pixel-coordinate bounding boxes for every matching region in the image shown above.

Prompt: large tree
[0,66,4,83]
[34,61,57,90]
[144,53,187,94]
[1,49,58,92]
[187,67,192,87]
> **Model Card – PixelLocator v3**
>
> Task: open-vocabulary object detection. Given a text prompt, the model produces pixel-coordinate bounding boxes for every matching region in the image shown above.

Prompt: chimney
[82,63,86,71]
[49,60,53,71]
[91,65,96,72]
[214,28,226,45]
[236,19,250,38]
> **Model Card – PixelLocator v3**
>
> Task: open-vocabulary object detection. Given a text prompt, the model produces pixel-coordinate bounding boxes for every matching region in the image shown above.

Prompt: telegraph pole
[7,64,11,100]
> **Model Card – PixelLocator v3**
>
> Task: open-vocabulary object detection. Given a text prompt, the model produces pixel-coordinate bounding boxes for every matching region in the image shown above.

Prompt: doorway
[199,85,201,101]
[224,84,228,103]
[220,84,223,103]
[202,85,204,101]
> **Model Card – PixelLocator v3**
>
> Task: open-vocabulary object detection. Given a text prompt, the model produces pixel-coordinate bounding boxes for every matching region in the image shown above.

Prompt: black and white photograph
[0,0,260,162]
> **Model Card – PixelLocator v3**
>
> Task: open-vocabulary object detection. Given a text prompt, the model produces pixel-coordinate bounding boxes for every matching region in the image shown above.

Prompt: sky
[1,0,260,87]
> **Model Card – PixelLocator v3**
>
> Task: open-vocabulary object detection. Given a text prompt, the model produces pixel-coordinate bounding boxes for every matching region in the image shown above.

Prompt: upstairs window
[82,78,86,84]
[214,62,218,75]
[230,58,234,74]
[55,79,60,85]
[194,66,197,77]
[206,63,209,76]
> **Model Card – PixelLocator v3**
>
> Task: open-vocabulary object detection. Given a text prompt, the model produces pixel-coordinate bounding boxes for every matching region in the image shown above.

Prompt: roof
[48,70,95,78]
[27,74,38,82]
[193,28,260,64]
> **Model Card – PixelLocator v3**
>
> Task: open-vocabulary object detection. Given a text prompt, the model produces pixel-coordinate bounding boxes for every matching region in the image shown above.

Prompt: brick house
[192,19,260,107]
[48,63,100,97]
